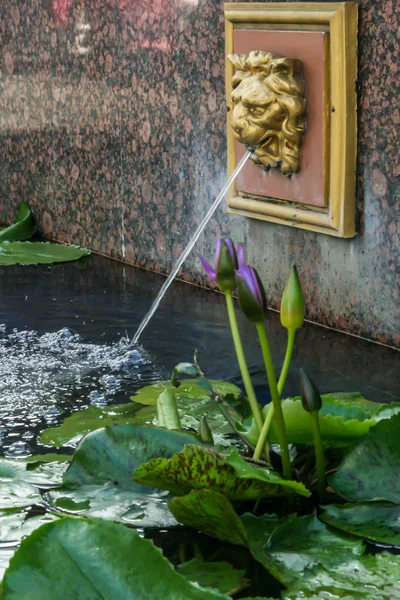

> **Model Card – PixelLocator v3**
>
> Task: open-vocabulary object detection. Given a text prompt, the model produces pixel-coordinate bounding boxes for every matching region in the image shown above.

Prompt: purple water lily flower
[199,239,237,293]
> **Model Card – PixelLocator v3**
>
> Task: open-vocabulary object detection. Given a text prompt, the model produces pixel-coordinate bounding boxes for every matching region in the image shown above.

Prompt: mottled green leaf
[320,502,400,546]
[133,445,299,501]
[169,489,248,545]
[329,414,400,502]
[226,450,310,497]
[0,203,35,242]
[63,424,205,491]
[2,518,231,599]
[39,403,142,448]
[0,241,90,266]
[177,559,249,595]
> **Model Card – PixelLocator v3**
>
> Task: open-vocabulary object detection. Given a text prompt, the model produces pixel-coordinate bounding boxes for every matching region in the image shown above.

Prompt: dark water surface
[0,254,398,457]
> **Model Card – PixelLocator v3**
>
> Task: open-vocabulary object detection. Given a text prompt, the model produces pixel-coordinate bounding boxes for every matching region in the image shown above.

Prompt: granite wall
[0,0,399,347]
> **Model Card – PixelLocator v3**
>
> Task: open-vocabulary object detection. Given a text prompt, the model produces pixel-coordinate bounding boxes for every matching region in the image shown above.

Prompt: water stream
[132,150,251,344]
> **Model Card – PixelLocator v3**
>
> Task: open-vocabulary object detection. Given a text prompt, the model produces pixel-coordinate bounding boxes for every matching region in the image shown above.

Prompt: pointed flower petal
[198,254,217,281]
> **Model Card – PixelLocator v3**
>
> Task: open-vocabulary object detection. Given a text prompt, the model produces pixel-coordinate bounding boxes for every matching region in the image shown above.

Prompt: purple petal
[236,244,245,270]
[213,239,222,267]
[224,239,236,263]
[199,254,217,281]
[237,265,262,307]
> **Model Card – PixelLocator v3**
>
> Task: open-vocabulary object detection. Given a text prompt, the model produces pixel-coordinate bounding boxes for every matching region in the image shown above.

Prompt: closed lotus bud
[198,415,214,444]
[299,368,322,413]
[236,265,267,323]
[280,265,305,331]
[199,239,237,293]
[157,389,181,430]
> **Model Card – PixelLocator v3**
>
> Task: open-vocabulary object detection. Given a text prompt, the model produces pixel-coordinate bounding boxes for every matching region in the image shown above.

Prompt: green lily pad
[177,559,249,596]
[39,403,141,448]
[133,445,304,501]
[63,424,206,491]
[0,458,68,489]
[0,510,59,580]
[242,393,400,449]
[0,241,90,266]
[282,552,400,599]
[0,203,35,243]
[329,414,400,502]
[320,502,400,546]
[244,513,364,586]
[130,379,242,407]
[1,518,231,599]
[47,484,179,529]
[169,489,248,546]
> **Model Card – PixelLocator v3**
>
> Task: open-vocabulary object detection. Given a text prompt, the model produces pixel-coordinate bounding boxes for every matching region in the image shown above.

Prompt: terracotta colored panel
[233,29,327,207]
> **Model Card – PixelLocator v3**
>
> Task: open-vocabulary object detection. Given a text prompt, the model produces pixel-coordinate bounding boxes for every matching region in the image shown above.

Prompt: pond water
[1,254,399,597]
[0,253,399,459]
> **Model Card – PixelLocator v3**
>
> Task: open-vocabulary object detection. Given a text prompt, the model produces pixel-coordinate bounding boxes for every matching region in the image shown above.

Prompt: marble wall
[0,0,399,347]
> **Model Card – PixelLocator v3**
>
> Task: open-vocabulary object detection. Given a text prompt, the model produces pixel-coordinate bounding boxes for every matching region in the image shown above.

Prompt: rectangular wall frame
[225,2,358,238]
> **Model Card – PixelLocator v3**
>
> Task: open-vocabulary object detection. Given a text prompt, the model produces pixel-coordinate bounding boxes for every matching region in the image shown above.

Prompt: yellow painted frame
[225,2,358,238]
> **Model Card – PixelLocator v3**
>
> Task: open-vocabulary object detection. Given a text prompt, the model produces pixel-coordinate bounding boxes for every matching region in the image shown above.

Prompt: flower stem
[254,328,296,456]
[254,323,292,480]
[225,292,264,435]
[310,411,326,498]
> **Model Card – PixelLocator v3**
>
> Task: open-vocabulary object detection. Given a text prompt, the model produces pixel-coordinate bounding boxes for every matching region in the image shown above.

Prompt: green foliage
[242,393,400,447]
[1,518,232,600]
[63,424,205,490]
[320,502,400,546]
[177,559,249,596]
[38,403,141,448]
[133,445,305,501]
[329,414,400,502]
[0,241,90,266]
[130,379,242,407]
[169,489,248,546]
[0,203,35,242]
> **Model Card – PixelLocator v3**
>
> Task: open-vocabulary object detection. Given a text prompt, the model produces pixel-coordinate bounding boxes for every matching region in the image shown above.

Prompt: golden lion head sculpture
[228,50,307,177]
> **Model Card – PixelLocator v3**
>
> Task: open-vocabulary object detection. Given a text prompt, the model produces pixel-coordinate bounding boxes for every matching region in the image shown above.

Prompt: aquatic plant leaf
[177,559,249,595]
[1,518,232,599]
[281,552,400,599]
[266,393,399,447]
[0,241,90,266]
[320,502,400,546]
[63,424,205,491]
[244,513,364,586]
[47,483,179,529]
[0,203,35,242]
[133,445,300,501]
[328,414,400,502]
[39,403,141,448]
[0,458,68,489]
[226,450,310,497]
[0,511,58,581]
[130,379,242,406]
[169,489,248,545]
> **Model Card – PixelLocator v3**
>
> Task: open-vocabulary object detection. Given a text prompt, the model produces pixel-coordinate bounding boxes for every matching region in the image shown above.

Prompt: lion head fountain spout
[227,50,307,177]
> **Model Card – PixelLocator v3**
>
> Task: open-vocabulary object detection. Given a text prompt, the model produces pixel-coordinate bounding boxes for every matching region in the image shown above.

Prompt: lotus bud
[199,239,237,293]
[236,265,267,323]
[198,415,214,444]
[280,266,305,331]
[299,368,322,413]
